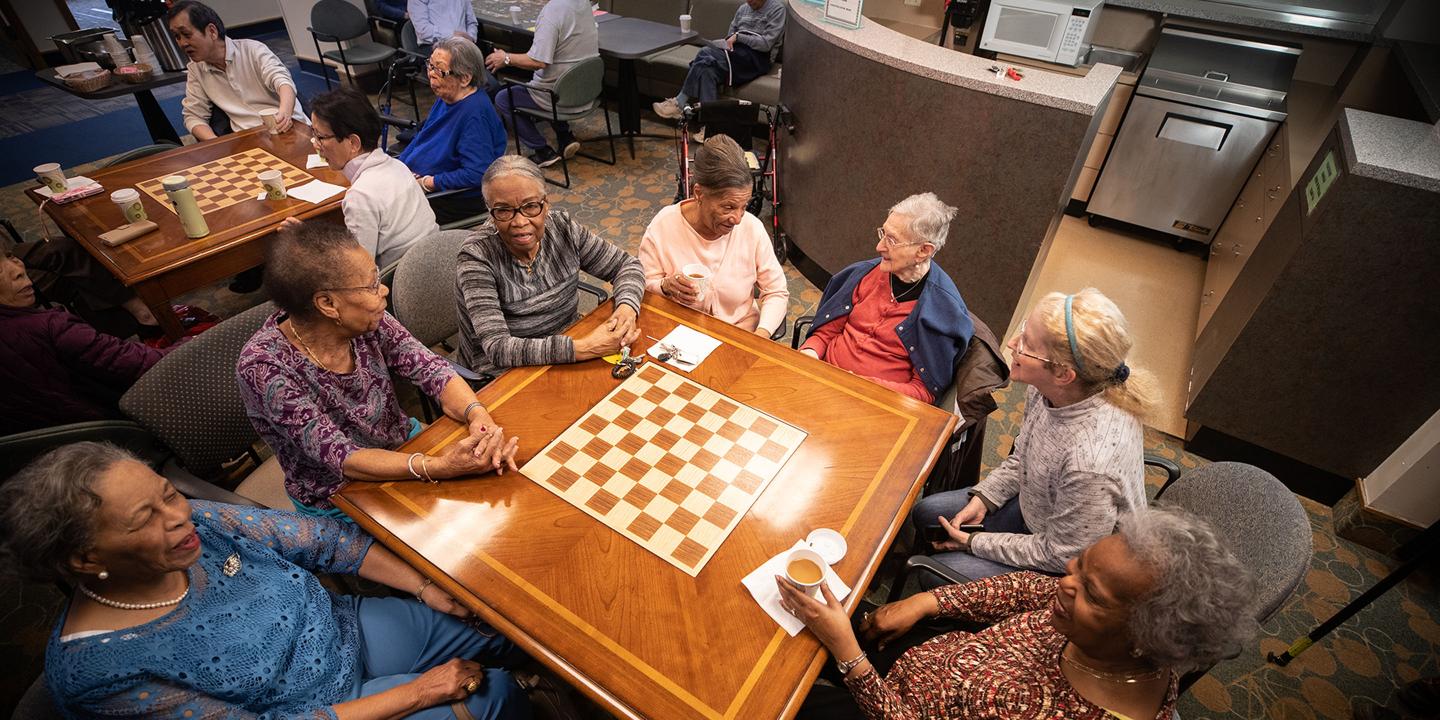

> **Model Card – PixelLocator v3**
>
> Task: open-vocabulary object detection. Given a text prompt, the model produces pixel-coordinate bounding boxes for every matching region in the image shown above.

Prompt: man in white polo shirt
[167,0,308,142]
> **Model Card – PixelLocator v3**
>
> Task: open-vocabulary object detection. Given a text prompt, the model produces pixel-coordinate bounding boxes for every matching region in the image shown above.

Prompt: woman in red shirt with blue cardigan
[799,192,973,404]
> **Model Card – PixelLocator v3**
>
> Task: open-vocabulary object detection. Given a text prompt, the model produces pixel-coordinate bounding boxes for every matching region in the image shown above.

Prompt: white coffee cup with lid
[110,188,146,223]
[679,14,692,33]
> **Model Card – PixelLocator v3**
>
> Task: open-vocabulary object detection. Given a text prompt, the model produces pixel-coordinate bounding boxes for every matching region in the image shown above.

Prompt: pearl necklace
[78,580,189,611]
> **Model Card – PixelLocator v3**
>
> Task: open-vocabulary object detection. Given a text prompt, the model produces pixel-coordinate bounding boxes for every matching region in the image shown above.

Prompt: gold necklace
[515,240,543,274]
[1061,643,1165,684]
[288,321,332,373]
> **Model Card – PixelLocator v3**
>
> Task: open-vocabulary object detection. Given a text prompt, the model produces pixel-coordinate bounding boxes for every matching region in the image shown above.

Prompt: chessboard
[135,147,312,216]
[521,363,806,576]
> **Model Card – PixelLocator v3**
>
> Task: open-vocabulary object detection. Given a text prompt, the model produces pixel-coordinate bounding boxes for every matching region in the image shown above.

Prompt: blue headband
[1064,294,1086,373]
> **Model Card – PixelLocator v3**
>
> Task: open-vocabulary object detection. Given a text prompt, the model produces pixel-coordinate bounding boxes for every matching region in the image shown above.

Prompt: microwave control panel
[1056,9,1090,64]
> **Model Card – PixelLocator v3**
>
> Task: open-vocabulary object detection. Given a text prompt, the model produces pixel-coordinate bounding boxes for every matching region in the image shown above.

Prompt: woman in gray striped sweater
[913,287,1159,582]
[456,156,645,378]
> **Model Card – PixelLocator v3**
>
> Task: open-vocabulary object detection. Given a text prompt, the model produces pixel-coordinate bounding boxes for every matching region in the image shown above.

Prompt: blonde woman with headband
[912,287,1156,582]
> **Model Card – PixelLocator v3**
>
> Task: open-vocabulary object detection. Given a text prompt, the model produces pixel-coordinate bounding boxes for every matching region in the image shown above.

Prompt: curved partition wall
[779,0,1120,326]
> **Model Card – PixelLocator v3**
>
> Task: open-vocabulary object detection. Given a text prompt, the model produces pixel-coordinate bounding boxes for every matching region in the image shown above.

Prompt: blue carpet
[0,70,46,96]
[0,92,186,186]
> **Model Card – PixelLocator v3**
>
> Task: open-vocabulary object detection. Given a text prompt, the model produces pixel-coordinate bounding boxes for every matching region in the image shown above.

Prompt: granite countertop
[787,0,1119,115]
[1105,0,1378,41]
[1340,108,1440,194]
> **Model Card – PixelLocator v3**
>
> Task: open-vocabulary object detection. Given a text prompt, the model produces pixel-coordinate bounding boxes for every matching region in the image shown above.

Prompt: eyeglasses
[425,60,454,78]
[320,274,382,296]
[876,227,924,248]
[491,199,547,223]
[310,132,337,144]
[1012,319,1064,366]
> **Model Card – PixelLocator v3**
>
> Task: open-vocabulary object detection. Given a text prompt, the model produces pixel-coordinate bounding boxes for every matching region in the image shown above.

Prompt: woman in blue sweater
[1,443,528,719]
[400,36,507,225]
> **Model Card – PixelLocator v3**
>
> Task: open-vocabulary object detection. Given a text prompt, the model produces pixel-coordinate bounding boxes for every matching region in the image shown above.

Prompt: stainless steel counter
[1104,0,1388,40]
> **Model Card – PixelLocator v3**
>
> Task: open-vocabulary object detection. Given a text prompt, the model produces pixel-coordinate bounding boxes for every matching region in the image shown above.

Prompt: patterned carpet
[0,59,1435,719]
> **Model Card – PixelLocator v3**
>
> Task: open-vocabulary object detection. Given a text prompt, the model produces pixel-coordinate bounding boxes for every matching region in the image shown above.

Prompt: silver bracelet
[836,651,868,676]
[462,401,486,421]
[405,452,424,480]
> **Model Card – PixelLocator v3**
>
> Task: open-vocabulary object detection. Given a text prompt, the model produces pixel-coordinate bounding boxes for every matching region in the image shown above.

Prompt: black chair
[309,0,399,89]
[102,141,180,167]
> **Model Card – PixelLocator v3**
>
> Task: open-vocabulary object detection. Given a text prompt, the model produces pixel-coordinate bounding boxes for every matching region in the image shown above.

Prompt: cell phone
[922,524,983,544]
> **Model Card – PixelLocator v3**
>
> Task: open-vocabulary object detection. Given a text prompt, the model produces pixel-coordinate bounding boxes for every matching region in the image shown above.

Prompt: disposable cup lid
[110,188,139,202]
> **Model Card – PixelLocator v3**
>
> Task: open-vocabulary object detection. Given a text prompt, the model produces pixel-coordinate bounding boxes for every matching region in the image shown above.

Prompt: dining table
[26,125,346,339]
[334,292,957,719]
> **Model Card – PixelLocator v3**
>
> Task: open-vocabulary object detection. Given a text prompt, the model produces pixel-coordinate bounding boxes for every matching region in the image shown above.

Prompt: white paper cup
[783,547,827,599]
[259,108,280,134]
[679,14,692,33]
[681,262,710,302]
[258,169,287,200]
[110,188,146,223]
[509,5,522,24]
[34,163,66,193]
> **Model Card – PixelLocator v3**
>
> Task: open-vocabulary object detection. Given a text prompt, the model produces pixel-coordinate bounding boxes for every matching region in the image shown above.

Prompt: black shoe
[229,266,263,294]
[530,146,561,168]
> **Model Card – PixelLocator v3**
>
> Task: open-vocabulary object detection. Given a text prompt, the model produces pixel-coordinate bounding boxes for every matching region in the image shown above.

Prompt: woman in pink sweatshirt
[639,135,788,336]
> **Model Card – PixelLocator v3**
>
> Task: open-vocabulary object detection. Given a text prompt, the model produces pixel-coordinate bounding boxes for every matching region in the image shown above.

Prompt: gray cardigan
[455,208,644,377]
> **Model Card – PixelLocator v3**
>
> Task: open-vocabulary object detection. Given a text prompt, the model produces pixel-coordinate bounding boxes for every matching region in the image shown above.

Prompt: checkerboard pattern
[521,364,806,576]
[136,148,313,216]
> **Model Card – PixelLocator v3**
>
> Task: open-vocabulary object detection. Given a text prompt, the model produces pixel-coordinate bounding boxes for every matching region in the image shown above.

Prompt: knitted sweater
[397,90,507,192]
[969,385,1146,573]
[455,208,645,376]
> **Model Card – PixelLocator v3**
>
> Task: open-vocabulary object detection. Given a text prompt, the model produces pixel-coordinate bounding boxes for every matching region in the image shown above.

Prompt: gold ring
[463,678,480,694]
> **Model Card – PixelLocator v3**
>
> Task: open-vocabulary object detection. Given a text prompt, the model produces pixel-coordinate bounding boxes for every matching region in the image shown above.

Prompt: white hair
[481,155,546,204]
[888,192,958,251]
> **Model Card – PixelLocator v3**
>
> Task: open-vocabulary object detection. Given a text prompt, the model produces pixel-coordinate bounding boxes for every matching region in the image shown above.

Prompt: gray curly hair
[888,192,958,251]
[0,442,139,583]
[1119,506,1258,673]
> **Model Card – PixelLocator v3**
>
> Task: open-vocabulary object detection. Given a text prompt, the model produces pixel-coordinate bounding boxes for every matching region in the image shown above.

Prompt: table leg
[133,283,186,340]
[134,89,181,145]
[618,58,639,159]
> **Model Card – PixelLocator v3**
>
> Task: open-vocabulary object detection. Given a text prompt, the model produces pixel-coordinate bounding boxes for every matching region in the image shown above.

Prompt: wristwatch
[503,52,512,66]
[835,651,867,676]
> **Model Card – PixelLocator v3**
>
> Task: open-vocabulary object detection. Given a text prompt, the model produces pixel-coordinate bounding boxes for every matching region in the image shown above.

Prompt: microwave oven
[979,0,1104,66]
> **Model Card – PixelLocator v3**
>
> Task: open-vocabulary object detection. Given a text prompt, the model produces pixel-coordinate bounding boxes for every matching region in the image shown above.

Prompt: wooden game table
[334,293,957,720]
[27,125,346,339]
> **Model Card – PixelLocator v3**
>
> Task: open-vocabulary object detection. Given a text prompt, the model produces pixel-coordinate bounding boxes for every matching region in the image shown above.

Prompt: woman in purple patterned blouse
[778,508,1257,720]
[237,222,520,515]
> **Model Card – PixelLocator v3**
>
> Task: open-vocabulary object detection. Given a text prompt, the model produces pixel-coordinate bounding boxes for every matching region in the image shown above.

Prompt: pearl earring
[97,570,109,580]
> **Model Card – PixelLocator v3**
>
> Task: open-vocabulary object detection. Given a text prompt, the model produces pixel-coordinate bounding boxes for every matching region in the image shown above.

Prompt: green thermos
[162,175,209,238]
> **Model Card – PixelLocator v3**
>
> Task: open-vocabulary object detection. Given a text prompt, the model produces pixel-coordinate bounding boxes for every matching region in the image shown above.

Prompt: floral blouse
[236,311,453,508]
[845,572,1179,720]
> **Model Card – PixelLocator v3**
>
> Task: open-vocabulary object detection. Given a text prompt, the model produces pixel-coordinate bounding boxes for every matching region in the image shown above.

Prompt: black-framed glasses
[876,227,923,248]
[310,132,337,144]
[425,60,454,78]
[491,199,547,223]
[319,275,382,296]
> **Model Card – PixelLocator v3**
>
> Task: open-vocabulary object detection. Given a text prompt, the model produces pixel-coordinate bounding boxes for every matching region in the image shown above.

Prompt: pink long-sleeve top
[639,201,789,334]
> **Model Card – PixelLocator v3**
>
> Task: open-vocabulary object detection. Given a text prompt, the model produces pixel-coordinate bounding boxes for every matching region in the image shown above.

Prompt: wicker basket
[63,68,111,93]
[114,63,155,84]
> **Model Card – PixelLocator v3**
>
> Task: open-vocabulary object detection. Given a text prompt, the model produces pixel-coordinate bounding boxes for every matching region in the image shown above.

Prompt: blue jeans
[910,489,1031,586]
[353,596,528,719]
[494,85,570,151]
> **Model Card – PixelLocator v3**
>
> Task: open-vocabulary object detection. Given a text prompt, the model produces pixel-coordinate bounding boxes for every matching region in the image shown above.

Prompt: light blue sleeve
[191,500,375,575]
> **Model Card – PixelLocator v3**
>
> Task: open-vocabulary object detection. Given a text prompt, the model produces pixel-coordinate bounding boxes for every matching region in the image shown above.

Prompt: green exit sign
[1305,150,1339,215]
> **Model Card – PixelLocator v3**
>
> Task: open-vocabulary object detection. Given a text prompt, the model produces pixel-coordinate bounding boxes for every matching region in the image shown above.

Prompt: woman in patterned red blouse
[778,507,1256,720]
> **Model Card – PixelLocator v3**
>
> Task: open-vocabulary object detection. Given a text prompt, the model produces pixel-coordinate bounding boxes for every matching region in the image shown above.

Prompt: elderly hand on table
[462,403,520,475]
[775,578,865,664]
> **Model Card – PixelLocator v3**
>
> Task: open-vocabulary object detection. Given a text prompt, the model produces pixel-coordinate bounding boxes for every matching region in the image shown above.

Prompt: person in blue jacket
[399,36,507,225]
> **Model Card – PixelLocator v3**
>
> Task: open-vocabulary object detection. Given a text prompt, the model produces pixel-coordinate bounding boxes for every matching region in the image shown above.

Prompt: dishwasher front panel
[1087,94,1278,243]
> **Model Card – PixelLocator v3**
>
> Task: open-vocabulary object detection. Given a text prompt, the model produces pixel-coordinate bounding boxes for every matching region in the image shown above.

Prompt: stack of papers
[35,176,99,198]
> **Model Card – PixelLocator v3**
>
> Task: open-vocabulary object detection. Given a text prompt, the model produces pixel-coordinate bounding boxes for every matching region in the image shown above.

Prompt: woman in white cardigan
[290,87,438,268]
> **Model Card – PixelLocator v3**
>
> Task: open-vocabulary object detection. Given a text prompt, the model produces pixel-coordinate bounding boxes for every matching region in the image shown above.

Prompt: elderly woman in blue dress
[0,442,528,719]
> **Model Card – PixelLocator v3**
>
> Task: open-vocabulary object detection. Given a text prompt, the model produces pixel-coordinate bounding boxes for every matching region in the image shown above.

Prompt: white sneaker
[652,98,683,120]
[561,140,580,159]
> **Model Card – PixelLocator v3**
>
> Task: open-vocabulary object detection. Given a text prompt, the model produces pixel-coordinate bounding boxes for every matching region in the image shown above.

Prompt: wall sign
[824,0,864,29]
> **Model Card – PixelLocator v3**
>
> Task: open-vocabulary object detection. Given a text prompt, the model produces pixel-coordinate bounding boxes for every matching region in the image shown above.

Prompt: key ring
[611,345,641,379]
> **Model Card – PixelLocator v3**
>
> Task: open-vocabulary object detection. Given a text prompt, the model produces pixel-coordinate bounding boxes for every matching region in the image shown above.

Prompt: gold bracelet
[414,577,433,602]
[419,455,437,483]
